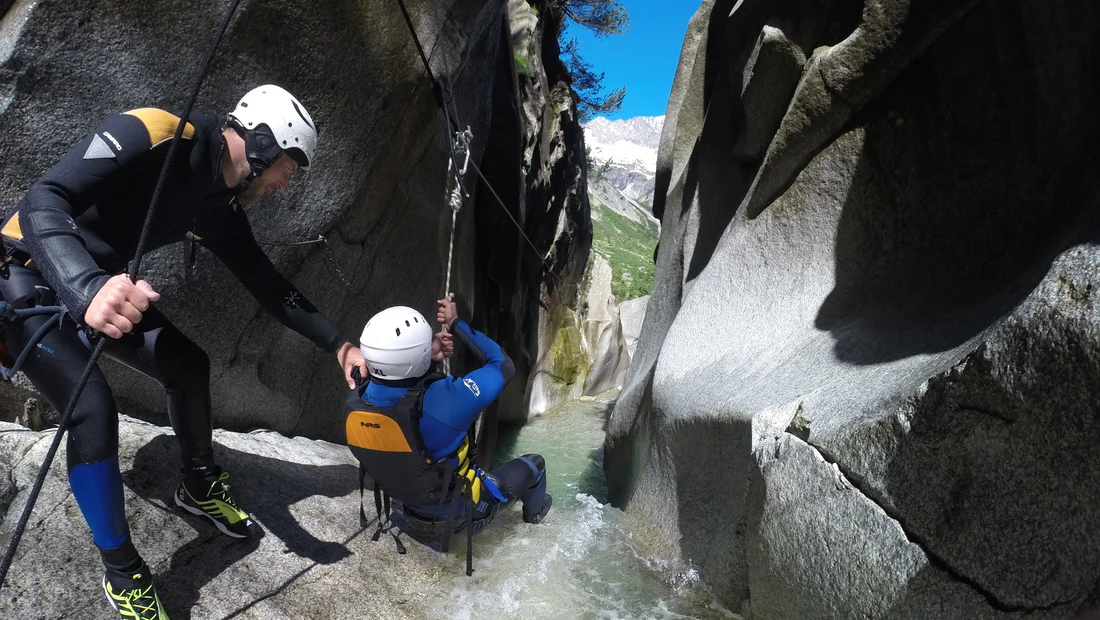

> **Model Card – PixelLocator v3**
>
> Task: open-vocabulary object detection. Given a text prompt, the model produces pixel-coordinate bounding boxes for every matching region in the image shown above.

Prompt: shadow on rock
[671,416,752,609]
[576,398,617,504]
[873,289,1100,613]
[816,28,1100,365]
[578,446,609,504]
[123,435,359,618]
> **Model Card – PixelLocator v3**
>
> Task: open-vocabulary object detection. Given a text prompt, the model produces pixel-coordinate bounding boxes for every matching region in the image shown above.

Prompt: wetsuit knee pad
[64,378,118,470]
[488,455,546,502]
[520,454,545,473]
[512,455,548,515]
[69,455,130,549]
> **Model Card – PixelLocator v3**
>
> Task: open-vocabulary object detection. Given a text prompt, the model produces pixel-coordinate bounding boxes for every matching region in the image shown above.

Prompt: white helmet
[227,84,318,173]
[359,306,434,380]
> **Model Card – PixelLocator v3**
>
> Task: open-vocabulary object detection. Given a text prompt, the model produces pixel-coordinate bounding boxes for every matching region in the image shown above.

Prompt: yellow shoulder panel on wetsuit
[123,108,195,147]
[2,212,22,241]
[2,213,35,268]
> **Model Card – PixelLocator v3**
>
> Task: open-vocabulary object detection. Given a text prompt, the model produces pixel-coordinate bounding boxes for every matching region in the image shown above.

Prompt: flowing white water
[417,390,740,620]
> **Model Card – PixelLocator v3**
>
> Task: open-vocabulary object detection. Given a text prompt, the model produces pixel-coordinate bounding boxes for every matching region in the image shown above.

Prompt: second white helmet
[359,306,434,380]
[227,84,318,169]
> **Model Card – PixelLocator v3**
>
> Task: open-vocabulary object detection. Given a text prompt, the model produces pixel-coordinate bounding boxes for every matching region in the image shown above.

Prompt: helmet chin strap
[233,122,283,192]
[236,161,265,193]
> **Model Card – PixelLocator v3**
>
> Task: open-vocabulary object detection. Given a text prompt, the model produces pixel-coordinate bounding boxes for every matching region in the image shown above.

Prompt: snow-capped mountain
[583,115,664,206]
[584,115,664,152]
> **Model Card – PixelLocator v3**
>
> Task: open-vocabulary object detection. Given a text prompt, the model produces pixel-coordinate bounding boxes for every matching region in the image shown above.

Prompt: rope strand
[392,0,566,305]
[441,127,472,375]
[467,156,567,294]
[253,234,353,288]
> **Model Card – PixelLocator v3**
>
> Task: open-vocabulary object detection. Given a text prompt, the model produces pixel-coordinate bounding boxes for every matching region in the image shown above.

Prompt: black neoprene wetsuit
[0,107,345,570]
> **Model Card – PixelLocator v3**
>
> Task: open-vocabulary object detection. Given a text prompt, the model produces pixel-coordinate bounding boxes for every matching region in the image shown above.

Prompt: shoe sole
[102,575,120,613]
[524,495,553,524]
[174,491,250,539]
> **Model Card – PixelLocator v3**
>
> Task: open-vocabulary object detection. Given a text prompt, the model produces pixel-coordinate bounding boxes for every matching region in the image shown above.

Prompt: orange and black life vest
[345,371,451,507]
[344,370,481,574]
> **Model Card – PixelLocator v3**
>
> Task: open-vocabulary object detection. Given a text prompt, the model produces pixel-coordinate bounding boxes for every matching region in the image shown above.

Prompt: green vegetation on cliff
[591,202,658,301]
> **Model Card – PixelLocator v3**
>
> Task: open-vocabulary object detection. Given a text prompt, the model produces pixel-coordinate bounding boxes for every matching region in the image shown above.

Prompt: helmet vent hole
[414,317,418,323]
[288,122,293,127]
[395,328,401,337]
[405,320,410,327]
[240,102,249,108]
[291,101,316,130]
[282,140,287,145]
[295,137,299,142]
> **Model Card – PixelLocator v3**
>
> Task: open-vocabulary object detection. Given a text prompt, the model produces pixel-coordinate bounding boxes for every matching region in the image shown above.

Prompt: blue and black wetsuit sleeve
[421,320,515,458]
[451,319,515,383]
[198,207,346,352]
[14,112,172,320]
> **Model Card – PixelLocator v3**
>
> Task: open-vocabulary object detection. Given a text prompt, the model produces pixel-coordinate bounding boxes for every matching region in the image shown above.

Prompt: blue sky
[564,0,701,121]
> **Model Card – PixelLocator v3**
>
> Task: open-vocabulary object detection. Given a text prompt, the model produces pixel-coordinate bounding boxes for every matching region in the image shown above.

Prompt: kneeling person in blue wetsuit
[347,298,552,569]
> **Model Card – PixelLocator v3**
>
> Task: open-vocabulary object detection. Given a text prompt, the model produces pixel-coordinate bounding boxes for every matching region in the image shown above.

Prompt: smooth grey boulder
[578,257,629,398]
[606,0,1100,616]
[747,433,1077,620]
[730,26,805,163]
[0,417,455,618]
[618,294,647,360]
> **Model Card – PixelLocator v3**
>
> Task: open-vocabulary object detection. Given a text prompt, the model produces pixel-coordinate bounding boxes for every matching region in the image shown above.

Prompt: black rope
[467,156,567,292]
[131,1,241,272]
[391,0,567,301]
[0,0,242,591]
[394,0,461,132]
[0,337,108,591]
[395,0,437,86]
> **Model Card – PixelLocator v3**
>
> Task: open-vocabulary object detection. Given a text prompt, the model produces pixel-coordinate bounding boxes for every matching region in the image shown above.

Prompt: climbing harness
[0,301,69,380]
[0,0,243,591]
[346,368,492,576]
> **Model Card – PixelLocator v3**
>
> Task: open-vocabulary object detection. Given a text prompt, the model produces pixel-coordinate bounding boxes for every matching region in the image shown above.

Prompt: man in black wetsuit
[0,84,367,619]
